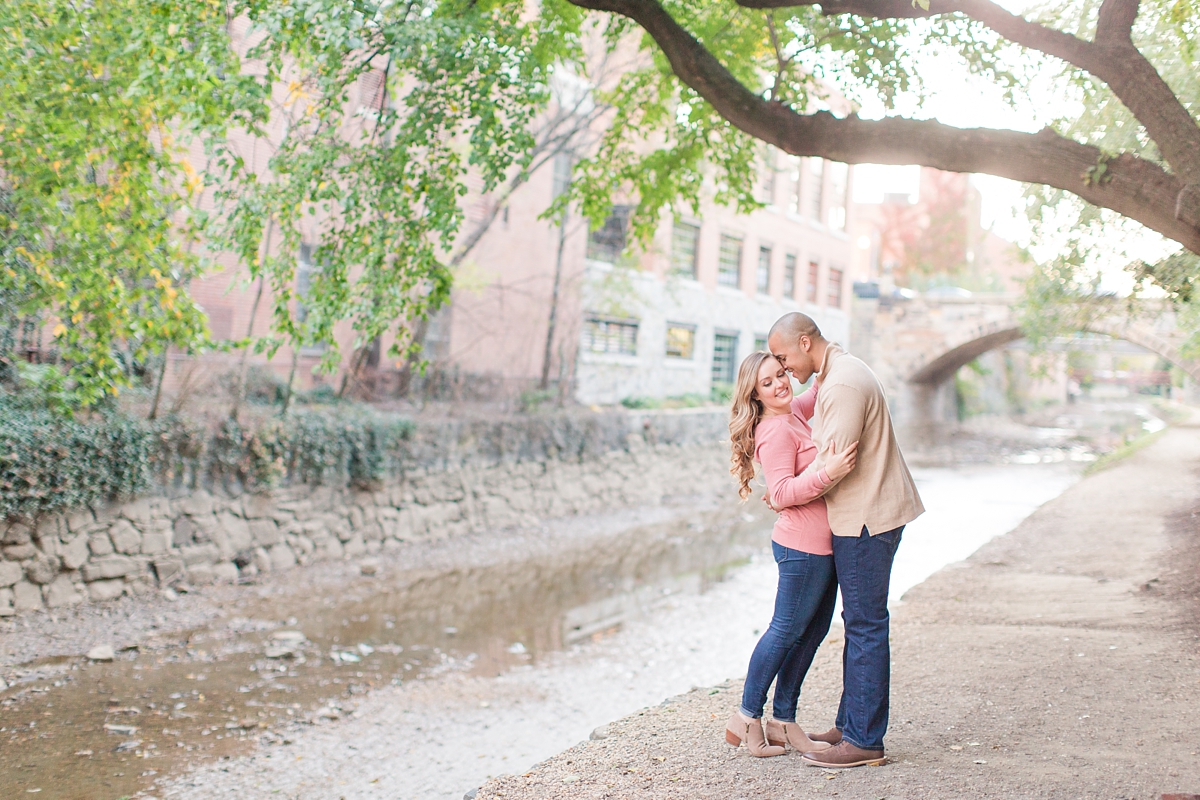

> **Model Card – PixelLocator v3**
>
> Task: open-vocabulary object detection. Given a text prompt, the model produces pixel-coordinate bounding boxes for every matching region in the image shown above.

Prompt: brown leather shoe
[764,720,831,754]
[800,740,886,768]
[725,712,786,758]
[807,726,843,745]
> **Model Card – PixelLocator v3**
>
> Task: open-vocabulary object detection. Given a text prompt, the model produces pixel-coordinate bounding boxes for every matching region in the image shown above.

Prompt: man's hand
[761,491,780,514]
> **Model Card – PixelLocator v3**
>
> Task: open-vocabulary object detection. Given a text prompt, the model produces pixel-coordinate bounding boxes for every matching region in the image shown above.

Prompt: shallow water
[0,461,1082,799]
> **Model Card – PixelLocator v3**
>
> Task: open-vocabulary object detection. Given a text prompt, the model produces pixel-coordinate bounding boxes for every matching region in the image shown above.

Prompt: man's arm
[801,383,867,491]
[790,384,819,421]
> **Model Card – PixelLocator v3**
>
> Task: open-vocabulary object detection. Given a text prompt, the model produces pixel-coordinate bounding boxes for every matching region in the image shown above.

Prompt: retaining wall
[0,407,731,615]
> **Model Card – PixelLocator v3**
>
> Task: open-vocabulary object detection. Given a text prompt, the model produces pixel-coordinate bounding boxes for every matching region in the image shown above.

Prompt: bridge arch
[906,320,1200,387]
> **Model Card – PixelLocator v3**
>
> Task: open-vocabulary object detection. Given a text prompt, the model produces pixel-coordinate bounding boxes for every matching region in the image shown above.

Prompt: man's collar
[816,342,843,380]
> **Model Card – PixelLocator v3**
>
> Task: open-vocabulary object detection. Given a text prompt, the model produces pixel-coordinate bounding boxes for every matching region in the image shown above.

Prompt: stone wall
[0,407,731,616]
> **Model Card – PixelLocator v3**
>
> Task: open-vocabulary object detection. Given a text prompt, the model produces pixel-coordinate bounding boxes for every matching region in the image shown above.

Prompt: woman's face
[755,357,793,414]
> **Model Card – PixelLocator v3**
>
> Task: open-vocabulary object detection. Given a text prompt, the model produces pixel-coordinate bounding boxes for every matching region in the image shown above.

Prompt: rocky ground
[476,420,1200,800]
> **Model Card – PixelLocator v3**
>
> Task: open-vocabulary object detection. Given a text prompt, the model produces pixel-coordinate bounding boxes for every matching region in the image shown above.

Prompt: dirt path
[477,422,1200,800]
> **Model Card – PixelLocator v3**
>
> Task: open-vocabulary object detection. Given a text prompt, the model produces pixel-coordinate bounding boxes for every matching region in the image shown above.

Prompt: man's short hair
[769,312,823,344]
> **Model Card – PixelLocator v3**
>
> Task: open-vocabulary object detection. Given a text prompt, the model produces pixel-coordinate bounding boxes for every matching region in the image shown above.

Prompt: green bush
[0,399,414,520]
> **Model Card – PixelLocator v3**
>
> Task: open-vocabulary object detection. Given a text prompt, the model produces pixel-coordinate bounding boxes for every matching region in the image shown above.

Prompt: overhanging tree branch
[566,0,1200,253]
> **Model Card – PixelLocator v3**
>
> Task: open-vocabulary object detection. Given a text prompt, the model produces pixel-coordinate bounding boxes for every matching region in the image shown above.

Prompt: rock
[359,558,380,576]
[88,533,115,557]
[82,556,134,582]
[272,630,306,644]
[108,520,142,555]
[25,555,59,586]
[3,543,37,560]
[0,561,21,588]
[88,645,116,661]
[177,490,214,517]
[187,564,215,586]
[60,534,91,570]
[13,580,43,612]
[1,522,32,545]
[267,544,297,571]
[590,724,612,741]
[0,587,14,616]
[88,580,125,602]
[172,516,196,547]
[139,532,168,554]
[112,739,141,753]
[151,556,184,585]
[179,544,219,567]
[343,534,367,558]
[44,575,83,608]
[217,512,253,552]
[251,547,272,574]
[249,519,280,546]
[211,561,239,583]
[120,498,152,526]
[64,510,94,534]
[464,790,479,800]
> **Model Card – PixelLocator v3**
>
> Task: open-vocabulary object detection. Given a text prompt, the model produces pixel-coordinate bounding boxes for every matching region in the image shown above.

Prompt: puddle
[0,504,765,799]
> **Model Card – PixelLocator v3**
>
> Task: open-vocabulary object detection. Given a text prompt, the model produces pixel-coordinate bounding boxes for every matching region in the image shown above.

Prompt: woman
[724,351,857,757]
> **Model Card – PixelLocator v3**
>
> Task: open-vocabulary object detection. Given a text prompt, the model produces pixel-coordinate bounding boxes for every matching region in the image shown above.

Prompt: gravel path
[477,422,1200,800]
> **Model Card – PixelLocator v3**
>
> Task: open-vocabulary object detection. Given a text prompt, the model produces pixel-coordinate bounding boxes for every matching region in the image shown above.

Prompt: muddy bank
[477,422,1200,799]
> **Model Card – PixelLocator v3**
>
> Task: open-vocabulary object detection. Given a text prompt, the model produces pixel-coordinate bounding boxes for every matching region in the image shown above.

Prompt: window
[810,158,825,223]
[712,332,739,385]
[783,253,797,299]
[788,157,802,215]
[759,148,777,205]
[807,260,820,304]
[357,69,387,112]
[583,315,638,355]
[665,324,696,359]
[828,162,849,231]
[671,221,700,278]
[754,335,768,352]
[756,246,772,295]
[828,266,844,307]
[586,205,632,262]
[552,153,572,200]
[718,233,743,287]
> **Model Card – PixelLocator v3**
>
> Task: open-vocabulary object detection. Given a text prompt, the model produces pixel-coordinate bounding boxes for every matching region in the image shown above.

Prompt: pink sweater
[753,386,834,556]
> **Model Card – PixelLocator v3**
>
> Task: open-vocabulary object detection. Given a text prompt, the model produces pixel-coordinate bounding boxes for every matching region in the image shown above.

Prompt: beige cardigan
[805,343,924,537]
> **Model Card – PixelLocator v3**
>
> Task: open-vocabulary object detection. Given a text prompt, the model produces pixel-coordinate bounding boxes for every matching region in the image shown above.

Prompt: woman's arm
[757,425,831,510]
[791,383,818,421]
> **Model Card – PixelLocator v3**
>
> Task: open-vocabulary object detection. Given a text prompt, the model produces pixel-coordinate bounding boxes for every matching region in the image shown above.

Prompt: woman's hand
[823,440,858,482]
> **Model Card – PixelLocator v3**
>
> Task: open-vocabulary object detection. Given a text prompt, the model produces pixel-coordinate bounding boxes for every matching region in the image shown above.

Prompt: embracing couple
[723,311,924,768]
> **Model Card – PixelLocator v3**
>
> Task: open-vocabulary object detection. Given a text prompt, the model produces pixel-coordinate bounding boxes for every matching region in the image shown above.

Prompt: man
[766,311,924,769]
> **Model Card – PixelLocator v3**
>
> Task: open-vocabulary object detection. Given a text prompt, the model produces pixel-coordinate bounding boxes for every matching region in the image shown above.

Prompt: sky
[843,5,1180,293]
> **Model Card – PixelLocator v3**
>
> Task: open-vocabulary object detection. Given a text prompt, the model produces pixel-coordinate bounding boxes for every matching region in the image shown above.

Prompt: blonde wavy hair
[728,351,779,500]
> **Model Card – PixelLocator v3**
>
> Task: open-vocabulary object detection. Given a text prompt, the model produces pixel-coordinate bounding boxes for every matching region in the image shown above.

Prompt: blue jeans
[832,525,903,751]
[740,542,837,721]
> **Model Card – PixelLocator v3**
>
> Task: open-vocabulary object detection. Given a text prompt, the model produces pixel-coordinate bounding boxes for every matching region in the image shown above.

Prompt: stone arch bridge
[848,294,1200,436]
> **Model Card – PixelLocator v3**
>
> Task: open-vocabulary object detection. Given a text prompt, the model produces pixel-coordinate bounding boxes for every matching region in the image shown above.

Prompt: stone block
[88,533,115,557]
[61,534,91,570]
[348,506,365,530]
[211,561,239,583]
[65,510,94,534]
[365,539,382,554]
[267,544,296,571]
[187,563,215,585]
[44,575,83,608]
[152,556,184,585]
[13,580,44,612]
[251,547,272,573]
[249,519,280,547]
[140,532,169,555]
[177,490,215,517]
[25,555,59,585]
[362,522,385,542]
[0,587,13,616]
[120,498,152,526]
[2,522,32,546]
[3,544,36,561]
[217,512,253,552]
[0,561,22,587]
[343,534,366,558]
[88,579,125,602]
[241,494,275,520]
[82,556,135,582]
[314,538,344,560]
[172,516,196,547]
[290,535,314,556]
[180,544,219,567]
[108,520,142,555]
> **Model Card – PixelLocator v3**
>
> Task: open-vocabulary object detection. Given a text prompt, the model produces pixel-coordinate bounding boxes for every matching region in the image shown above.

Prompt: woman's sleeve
[757,426,830,509]
[791,384,818,421]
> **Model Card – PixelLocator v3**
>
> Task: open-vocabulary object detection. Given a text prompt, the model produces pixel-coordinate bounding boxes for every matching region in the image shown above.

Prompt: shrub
[0,399,414,520]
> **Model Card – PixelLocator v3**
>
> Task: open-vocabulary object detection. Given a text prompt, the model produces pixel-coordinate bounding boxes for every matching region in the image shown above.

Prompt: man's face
[768,332,815,384]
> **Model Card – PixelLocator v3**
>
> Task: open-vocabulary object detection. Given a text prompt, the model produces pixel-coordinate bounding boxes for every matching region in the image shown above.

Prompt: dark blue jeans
[832,525,903,751]
[740,542,837,721]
